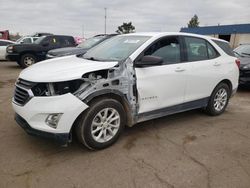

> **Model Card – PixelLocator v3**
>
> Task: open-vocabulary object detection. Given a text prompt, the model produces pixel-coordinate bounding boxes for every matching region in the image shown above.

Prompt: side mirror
[42,42,49,47]
[135,55,163,67]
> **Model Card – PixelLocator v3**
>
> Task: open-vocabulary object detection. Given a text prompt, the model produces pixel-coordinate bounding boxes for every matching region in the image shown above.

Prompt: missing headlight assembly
[17,79,85,97]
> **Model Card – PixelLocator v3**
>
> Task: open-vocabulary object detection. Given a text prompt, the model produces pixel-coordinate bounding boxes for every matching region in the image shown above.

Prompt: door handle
[213,62,221,66]
[175,67,185,72]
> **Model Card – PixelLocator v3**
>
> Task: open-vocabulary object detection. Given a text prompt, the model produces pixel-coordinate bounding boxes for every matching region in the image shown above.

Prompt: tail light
[235,59,240,68]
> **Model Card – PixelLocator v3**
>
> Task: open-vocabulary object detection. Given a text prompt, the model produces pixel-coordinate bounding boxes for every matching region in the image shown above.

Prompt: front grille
[17,79,36,89]
[14,86,31,105]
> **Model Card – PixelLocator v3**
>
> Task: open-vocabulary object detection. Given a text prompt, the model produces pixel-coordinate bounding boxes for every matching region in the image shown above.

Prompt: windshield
[77,36,106,49]
[34,36,46,44]
[83,35,150,61]
[16,37,24,43]
[234,44,250,56]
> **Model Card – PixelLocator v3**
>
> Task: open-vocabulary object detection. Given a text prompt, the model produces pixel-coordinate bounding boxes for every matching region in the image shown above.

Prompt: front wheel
[205,83,230,116]
[75,98,126,150]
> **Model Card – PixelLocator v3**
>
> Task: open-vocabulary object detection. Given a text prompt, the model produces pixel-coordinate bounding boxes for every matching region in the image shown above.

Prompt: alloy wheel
[91,108,120,143]
[213,88,228,112]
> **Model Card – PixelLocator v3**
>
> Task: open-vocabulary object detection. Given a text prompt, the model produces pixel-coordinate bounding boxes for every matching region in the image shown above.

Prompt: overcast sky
[0,0,249,38]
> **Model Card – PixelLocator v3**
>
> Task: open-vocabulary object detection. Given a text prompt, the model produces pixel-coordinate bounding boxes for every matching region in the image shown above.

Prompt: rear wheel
[20,54,37,68]
[205,83,230,116]
[76,98,125,150]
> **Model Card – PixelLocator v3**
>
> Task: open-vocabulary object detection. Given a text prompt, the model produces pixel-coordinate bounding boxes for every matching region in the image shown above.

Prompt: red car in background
[0,30,10,40]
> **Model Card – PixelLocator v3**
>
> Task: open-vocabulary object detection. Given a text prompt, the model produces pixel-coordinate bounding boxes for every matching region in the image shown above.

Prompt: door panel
[183,36,223,102]
[136,63,189,114]
[184,58,224,102]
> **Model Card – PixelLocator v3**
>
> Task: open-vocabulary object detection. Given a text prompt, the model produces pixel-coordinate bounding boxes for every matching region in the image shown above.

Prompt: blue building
[180,24,250,48]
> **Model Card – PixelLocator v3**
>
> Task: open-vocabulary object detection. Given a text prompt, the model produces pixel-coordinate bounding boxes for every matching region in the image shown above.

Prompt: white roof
[123,32,226,42]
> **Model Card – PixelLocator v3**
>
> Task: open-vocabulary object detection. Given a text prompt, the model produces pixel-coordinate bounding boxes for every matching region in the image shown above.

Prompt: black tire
[19,54,37,68]
[75,98,126,150]
[205,83,230,116]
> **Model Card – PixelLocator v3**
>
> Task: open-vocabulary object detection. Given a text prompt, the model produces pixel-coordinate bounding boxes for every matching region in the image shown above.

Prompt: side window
[22,38,32,44]
[60,37,75,46]
[212,40,235,57]
[0,41,4,46]
[207,42,219,59]
[48,37,60,46]
[33,37,39,42]
[184,37,209,61]
[144,36,181,64]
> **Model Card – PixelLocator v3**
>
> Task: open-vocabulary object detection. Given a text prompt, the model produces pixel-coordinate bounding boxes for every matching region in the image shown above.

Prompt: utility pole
[82,24,84,38]
[104,8,107,34]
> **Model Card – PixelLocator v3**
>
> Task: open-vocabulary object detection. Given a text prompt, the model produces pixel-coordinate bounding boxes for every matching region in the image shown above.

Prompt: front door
[135,36,189,114]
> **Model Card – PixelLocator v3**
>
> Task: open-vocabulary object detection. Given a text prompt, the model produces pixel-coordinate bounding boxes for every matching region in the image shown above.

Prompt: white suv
[12,32,239,150]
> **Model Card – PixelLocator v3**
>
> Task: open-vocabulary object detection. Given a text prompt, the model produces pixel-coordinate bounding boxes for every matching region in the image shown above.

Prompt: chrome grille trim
[13,81,34,106]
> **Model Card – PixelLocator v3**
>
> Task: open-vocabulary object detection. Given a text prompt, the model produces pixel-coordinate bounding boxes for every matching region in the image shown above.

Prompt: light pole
[104,8,107,34]
[82,24,84,38]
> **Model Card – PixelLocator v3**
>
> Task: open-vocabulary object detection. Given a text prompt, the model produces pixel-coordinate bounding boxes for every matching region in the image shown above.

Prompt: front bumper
[12,93,89,143]
[15,113,69,145]
[6,53,20,62]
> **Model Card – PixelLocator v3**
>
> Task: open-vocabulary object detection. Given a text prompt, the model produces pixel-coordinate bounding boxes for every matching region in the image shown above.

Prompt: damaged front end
[74,58,138,126]
[15,58,139,126]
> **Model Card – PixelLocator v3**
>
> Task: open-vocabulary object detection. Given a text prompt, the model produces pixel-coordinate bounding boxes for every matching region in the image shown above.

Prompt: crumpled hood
[19,56,118,82]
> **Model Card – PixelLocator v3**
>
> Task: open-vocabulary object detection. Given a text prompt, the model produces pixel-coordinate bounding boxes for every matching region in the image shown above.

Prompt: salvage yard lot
[0,61,250,188]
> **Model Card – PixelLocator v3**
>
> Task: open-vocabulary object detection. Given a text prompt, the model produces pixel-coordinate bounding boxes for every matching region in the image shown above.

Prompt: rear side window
[60,36,75,46]
[207,42,219,59]
[212,40,235,57]
[144,36,181,64]
[184,37,208,61]
[184,37,219,61]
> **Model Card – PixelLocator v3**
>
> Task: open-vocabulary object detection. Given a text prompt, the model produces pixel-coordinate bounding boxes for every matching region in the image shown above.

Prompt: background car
[234,44,250,86]
[6,35,76,68]
[16,36,40,44]
[46,34,117,59]
[31,32,53,37]
[0,39,15,60]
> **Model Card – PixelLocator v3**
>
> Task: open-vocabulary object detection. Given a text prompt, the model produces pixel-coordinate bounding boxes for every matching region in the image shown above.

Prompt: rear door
[135,36,190,114]
[182,36,223,102]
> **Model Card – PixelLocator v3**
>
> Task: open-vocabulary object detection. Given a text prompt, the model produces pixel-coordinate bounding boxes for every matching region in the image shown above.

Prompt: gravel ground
[0,61,250,188]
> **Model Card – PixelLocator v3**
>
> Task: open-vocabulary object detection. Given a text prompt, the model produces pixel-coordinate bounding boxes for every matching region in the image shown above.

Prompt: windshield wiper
[84,57,101,61]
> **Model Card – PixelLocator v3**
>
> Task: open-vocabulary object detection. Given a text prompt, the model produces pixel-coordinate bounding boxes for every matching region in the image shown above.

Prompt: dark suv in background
[46,34,117,59]
[6,35,76,68]
[234,44,250,86]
